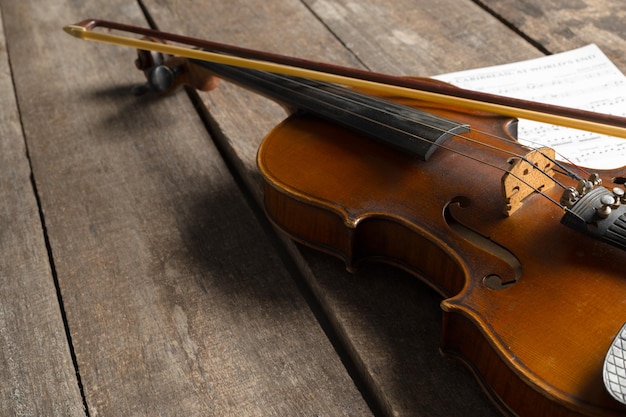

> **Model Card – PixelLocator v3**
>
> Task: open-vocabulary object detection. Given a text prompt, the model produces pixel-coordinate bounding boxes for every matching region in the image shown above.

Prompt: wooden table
[1,1,624,416]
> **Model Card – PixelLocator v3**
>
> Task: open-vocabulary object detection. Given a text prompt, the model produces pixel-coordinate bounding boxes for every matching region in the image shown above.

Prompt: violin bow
[64,19,626,140]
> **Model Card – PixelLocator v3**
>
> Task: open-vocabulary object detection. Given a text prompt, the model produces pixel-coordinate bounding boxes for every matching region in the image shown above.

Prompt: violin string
[256,69,572,202]
[64,25,593,215]
[79,27,585,197]
[231,67,567,209]
[468,126,585,182]
[320,81,583,190]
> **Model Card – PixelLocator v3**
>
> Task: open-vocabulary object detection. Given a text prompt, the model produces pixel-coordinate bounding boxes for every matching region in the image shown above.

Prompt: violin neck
[192,59,469,160]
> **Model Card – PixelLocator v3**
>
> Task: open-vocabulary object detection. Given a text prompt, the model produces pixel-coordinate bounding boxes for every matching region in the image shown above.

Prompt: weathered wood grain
[303,0,543,75]
[478,0,626,70]
[0,5,86,417]
[2,0,373,415]
[141,0,545,415]
[7,0,617,415]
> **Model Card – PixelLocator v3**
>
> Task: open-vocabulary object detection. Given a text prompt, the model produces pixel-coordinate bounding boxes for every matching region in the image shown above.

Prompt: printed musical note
[433,44,626,169]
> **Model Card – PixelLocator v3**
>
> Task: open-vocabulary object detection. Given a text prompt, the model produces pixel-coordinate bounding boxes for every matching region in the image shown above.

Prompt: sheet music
[432,44,626,169]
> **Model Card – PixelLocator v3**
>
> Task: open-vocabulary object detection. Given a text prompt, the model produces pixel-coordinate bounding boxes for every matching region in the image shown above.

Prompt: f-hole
[444,197,521,290]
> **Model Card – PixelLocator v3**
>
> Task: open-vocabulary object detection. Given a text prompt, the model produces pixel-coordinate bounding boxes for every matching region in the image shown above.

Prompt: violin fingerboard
[192,59,469,160]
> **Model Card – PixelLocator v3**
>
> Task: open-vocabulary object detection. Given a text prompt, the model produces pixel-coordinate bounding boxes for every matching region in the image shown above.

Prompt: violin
[65,20,626,417]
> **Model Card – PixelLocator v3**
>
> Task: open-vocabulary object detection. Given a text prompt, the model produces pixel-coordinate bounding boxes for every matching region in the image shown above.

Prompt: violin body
[258,97,626,417]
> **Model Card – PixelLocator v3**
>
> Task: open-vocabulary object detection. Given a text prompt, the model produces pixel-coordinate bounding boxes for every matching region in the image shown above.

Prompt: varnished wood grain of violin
[259,108,626,416]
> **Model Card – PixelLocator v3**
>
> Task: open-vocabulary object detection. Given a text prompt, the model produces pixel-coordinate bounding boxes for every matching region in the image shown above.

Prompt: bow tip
[63,25,86,39]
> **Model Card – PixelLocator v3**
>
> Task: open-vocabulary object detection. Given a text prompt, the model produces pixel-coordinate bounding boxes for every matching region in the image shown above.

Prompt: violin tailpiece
[561,184,626,251]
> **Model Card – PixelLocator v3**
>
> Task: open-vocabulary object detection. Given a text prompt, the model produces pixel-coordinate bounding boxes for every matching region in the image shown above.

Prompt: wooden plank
[303,0,543,74]
[141,0,543,415]
[478,0,626,70]
[3,0,373,415]
[0,5,86,417]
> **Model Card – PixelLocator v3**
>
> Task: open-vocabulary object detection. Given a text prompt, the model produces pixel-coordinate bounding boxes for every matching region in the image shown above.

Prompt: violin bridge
[501,147,556,216]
